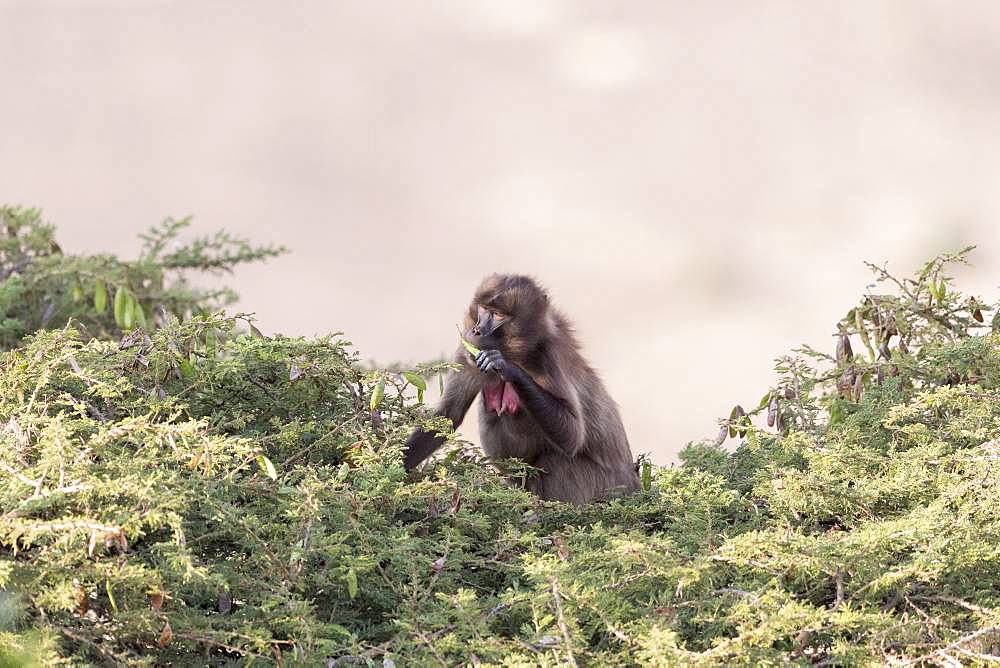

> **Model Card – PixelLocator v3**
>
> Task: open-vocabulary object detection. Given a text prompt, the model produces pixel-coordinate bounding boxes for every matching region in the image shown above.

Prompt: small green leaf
[346,568,358,600]
[71,284,85,303]
[178,357,194,378]
[105,579,118,615]
[402,371,426,391]
[417,388,425,404]
[457,325,481,356]
[641,461,652,491]
[370,376,385,411]
[256,455,277,480]
[94,281,108,314]
[757,391,772,410]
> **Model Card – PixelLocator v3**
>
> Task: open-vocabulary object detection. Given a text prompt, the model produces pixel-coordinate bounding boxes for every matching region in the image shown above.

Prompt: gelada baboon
[403,274,640,504]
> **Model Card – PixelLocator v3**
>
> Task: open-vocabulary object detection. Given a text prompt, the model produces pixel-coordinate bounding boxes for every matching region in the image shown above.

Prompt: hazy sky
[2,1,999,461]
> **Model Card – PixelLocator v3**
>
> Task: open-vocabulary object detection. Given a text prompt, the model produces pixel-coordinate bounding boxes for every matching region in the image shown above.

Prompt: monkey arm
[402,366,480,470]
[506,365,585,457]
[475,350,585,458]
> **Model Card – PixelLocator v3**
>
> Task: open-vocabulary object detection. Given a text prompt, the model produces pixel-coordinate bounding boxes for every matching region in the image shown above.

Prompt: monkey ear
[543,309,559,337]
[533,278,550,304]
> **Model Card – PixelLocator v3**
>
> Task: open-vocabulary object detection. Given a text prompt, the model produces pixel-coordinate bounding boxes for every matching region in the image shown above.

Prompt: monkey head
[464,274,553,362]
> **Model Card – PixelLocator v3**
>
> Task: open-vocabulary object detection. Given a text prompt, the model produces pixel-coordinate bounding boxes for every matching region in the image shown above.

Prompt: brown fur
[404,274,640,505]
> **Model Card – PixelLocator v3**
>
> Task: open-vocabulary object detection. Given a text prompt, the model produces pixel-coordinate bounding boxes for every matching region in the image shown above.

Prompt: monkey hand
[475,349,510,378]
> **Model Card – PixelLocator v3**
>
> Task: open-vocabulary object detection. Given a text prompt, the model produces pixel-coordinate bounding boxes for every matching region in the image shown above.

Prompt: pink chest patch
[484,381,521,416]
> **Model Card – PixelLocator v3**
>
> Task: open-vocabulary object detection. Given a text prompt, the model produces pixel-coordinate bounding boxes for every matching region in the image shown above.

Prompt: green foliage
[0,206,284,351]
[3,211,1000,665]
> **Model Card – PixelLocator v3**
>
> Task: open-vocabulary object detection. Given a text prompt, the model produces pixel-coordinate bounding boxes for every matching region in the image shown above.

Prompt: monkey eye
[492,312,506,321]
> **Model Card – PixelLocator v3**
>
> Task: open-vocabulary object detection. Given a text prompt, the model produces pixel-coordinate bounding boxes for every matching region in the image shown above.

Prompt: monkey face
[470,304,508,341]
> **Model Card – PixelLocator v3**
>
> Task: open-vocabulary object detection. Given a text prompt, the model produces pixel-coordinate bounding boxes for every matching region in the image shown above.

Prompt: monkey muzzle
[471,311,506,338]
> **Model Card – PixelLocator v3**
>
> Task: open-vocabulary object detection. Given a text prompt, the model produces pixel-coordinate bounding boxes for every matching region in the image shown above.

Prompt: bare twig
[413,627,448,667]
[549,577,579,668]
[0,462,40,490]
[906,627,1000,666]
[914,595,996,617]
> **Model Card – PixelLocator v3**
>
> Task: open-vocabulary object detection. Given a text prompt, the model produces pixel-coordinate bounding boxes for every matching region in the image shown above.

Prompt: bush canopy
[2,206,1000,666]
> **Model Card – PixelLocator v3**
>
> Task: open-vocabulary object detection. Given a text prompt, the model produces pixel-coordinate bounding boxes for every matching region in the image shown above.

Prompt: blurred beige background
[2,1,998,462]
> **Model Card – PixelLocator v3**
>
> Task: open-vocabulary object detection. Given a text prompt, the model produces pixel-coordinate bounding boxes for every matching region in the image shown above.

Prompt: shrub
[2,207,1000,665]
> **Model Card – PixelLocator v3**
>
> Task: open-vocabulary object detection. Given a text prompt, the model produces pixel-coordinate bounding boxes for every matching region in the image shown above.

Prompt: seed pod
[969,298,984,323]
[158,620,173,648]
[879,341,891,360]
[853,373,864,402]
[883,314,897,337]
[837,367,856,398]
[729,405,746,438]
[767,395,778,428]
[94,281,108,314]
[74,578,88,615]
[122,295,135,330]
[876,365,885,385]
[114,286,128,328]
[836,334,854,363]
[898,339,909,355]
[784,387,795,400]
[132,299,147,330]
[966,297,983,322]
